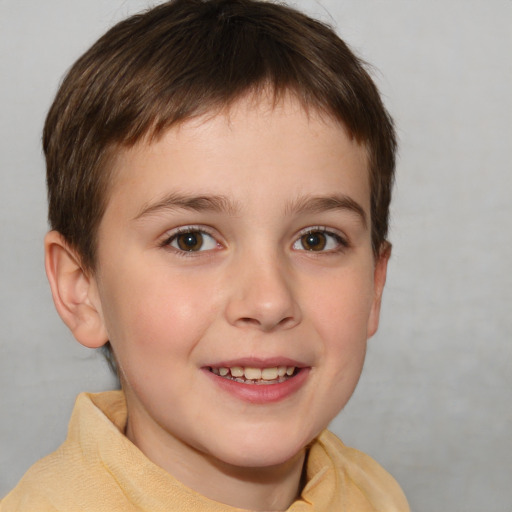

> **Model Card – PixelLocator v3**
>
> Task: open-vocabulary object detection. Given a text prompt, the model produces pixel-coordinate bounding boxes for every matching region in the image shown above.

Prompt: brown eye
[293,229,347,252]
[167,230,219,253]
[301,231,327,251]
[175,232,204,251]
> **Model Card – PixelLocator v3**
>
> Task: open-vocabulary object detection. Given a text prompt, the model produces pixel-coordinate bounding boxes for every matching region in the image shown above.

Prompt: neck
[126,414,306,511]
[188,450,306,511]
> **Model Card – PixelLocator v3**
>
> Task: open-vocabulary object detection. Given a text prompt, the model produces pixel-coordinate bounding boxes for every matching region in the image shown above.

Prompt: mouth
[207,365,299,385]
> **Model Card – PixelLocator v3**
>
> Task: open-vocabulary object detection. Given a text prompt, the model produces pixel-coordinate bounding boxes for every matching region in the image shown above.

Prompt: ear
[367,242,391,338]
[44,231,108,348]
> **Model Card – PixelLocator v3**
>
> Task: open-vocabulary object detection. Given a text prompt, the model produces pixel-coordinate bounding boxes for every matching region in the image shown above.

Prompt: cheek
[307,266,375,341]
[306,266,374,402]
[101,269,219,358]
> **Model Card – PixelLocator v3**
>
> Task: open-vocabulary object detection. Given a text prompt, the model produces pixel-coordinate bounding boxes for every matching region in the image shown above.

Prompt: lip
[202,360,310,404]
[207,357,305,369]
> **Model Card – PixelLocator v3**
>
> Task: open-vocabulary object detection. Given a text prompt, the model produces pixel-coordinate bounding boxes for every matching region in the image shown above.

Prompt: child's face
[92,94,388,474]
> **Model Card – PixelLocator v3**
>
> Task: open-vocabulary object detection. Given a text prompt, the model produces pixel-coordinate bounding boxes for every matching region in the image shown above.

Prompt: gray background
[1,1,511,510]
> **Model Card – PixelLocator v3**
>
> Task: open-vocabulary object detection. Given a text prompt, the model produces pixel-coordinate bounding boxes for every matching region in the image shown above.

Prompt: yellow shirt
[1,391,409,511]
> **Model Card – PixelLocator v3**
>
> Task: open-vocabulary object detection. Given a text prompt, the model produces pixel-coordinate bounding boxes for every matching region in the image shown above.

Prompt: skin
[45,93,389,511]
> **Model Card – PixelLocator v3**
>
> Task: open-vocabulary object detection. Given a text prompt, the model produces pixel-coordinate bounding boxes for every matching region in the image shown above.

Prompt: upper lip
[205,357,306,369]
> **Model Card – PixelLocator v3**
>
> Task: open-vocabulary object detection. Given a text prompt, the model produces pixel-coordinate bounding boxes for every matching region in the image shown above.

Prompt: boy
[1,0,409,510]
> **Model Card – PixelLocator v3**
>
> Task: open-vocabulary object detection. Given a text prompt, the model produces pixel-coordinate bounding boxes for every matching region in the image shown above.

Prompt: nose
[224,252,302,332]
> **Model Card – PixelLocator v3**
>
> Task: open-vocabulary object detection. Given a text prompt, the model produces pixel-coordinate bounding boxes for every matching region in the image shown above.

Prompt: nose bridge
[224,244,301,332]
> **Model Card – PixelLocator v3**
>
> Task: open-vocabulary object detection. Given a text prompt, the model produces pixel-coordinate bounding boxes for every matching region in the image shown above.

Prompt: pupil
[178,232,203,251]
[303,232,326,251]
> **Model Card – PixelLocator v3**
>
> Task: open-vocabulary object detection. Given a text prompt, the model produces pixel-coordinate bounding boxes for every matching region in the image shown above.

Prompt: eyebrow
[134,192,241,220]
[285,194,368,227]
[134,191,367,227]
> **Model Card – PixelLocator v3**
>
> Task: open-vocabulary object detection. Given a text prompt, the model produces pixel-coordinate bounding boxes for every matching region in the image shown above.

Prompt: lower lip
[203,367,310,404]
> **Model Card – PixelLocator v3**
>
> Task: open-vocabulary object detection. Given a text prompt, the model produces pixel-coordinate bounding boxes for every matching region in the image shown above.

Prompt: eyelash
[293,227,349,253]
[160,225,349,255]
[160,226,221,256]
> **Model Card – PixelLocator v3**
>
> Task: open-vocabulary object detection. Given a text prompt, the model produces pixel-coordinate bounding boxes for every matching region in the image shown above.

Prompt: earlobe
[44,231,108,348]
[367,242,391,338]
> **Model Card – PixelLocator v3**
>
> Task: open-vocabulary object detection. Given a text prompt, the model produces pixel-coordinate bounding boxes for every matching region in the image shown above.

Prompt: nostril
[278,316,295,327]
[239,317,261,326]
[236,315,297,332]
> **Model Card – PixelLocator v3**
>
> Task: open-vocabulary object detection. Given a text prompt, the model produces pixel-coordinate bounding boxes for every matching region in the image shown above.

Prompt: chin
[216,446,305,471]
[204,425,314,470]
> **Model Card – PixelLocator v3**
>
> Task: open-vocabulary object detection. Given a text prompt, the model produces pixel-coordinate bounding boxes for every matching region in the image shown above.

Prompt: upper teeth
[211,366,296,381]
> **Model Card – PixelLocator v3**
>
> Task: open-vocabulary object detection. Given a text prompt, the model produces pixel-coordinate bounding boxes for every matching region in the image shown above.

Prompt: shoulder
[1,392,130,512]
[316,430,410,512]
[1,446,71,511]
[0,436,130,512]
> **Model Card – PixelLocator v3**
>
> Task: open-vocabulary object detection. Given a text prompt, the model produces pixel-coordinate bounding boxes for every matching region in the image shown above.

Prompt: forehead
[105,94,370,215]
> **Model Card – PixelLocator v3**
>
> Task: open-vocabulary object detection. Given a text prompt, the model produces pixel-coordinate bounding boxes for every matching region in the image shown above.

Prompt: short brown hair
[44,0,396,272]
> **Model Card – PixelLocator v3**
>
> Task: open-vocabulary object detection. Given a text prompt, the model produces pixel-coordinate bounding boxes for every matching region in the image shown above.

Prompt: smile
[208,366,298,385]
